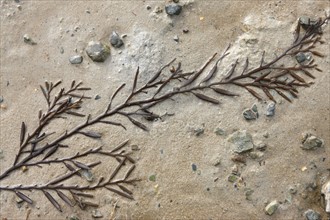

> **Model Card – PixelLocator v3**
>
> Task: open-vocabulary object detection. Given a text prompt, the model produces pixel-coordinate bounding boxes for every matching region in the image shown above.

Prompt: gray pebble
[165,4,182,16]
[227,130,254,154]
[304,209,321,220]
[192,163,197,171]
[146,5,151,10]
[265,200,279,215]
[110,31,124,48]
[256,143,267,151]
[288,185,297,194]
[94,95,101,100]
[86,41,110,62]
[194,128,204,136]
[173,35,179,42]
[301,133,324,150]
[296,52,307,63]
[0,149,4,159]
[243,109,258,120]
[214,128,225,136]
[183,28,189,33]
[69,55,83,64]
[60,47,64,54]
[69,215,80,220]
[299,16,318,30]
[0,96,3,104]
[266,102,276,116]
[23,34,36,45]
[92,209,103,218]
[249,151,264,159]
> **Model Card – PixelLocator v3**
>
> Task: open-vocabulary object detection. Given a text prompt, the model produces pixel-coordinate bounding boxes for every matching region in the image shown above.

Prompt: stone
[69,215,80,220]
[243,109,258,120]
[321,180,330,213]
[214,128,225,136]
[86,41,110,62]
[92,210,103,218]
[146,5,151,10]
[165,4,182,16]
[301,133,324,150]
[0,149,4,159]
[265,200,279,215]
[69,55,83,64]
[228,174,239,183]
[94,95,101,100]
[249,151,264,159]
[266,102,276,116]
[23,34,36,45]
[227,130,254,153]
[110,31,124,48]
[131,145,140,151]
[192,163,197,171]
[296,52,308,63]
[304,209,321,220]
[154,6,163,14]
[288,185,297,194]
[256,143,267,151]
[79,169,93,182]
[0,96,3,103]
[173,35,179,42]
[193,128,204,136]
[299,16,318,30]
[245,188,254,200]
[183,28,189,33]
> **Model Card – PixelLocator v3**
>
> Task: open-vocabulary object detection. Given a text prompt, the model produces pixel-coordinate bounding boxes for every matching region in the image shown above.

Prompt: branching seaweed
[0,16,328,212]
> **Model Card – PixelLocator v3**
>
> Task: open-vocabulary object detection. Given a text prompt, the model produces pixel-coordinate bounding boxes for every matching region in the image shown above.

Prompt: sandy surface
[0,0,329,219]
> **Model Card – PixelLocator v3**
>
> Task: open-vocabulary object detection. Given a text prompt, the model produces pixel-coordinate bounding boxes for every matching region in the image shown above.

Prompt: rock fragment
[110,31,124,48]
[301,133,324,150]
[23,34,37,45]
[92,209,103,218]
[265,200,279,215]
[227,130,254,153]
[86,41,110,62]
[321,180,330,213]
[165,4,182,15]
[304,209,321,220]
[266,102,276,116]
[69,55,83,64]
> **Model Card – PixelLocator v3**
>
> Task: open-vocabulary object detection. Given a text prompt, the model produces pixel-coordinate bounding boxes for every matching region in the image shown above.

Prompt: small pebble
[0,96,3,103]
[173,35,179,42]
[94,95,101,100]
[243,109,258,120]
[265,200,279,215]
[296,52,307,63]
[231,154,246,164]
[110,31,124,48]
[17,5,22,10]
[69,55,83,64]
[193,128,204,136]
[183,28,189,33]
[304,209,321,220]
[245,188,254,200]
[249,151,264,159]
[92,210,103,218]
[301,133,324,150]
[60,47,64,54]
[149,175,156,182]
[154,6,163,14]
[288,185,297,194]
[256,143,267,151]
[228,174,239,183]
[263,132,269,138]
[0,149,4,159]
[69,215,80,220]
[86,41,110,62]
[165,4,182,16]
[146,5,151,10]
[192,163,197,171]
[214,128,225,136]
[131,145,139,151]
[266,102,276,116]
[23,34,36,45]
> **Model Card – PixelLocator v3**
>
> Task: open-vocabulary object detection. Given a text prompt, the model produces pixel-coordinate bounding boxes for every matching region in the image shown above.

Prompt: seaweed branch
[0,16,328,212]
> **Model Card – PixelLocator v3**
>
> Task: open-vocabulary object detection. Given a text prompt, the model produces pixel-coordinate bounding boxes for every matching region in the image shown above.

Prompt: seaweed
[0,16,328,212]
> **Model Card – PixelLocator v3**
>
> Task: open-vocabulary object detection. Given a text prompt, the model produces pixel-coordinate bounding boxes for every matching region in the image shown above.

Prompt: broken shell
[321,180,330,213]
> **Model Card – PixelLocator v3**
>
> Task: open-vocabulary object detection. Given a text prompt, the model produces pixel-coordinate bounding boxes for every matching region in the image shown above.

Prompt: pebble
[321,180,330,213]
[299,16,318,30]
[249,151,264,159]
[86,41,110,62]
[94,95,101,100]
[288,185,297,194]
[227,130,254,153]
[69,215,80,220]
[131,145,140,151]
[60,47,64,54]
[304,209,321,220]
[244,188,254,200]
[173,35,179,42]
[110,31,124,48]
[243,104,258,120]
[149,175,156,182]
[263,132,269,138]
[154,6,163,14]
[146,5,151,10]
[214,128,225,136]
[264,200,279,215]
[295,52,307,63]
[192,163,197,171]
[183,28,189,33]
[266,102,276,116]
[0,149,4,159]
[92,210,103,218]
[79,169,93,182]
[23,34,36,45]
[256,143,267,151]
[231,154,246,164]
[228,174,239,183]
[69,55,83,64]
[165,4,182,16]
[0,96,3,103]
[301,133,324,150]
[193,128,204,136]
